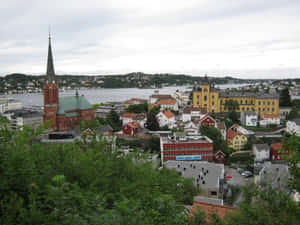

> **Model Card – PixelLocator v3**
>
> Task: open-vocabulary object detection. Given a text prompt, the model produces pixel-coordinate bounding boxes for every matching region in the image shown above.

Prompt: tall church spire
[46,33,55,82]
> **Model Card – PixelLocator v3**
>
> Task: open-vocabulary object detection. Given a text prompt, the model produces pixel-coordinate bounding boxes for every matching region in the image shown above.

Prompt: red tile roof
[122,113,136,118]
[270,142,282,150]
[262,114,280,118]
[200,114,216,123]
[156,98,176,105]
[226,129,243,139]
[163,110,175,119]
[126,121,140,129]
[189,201,235,223]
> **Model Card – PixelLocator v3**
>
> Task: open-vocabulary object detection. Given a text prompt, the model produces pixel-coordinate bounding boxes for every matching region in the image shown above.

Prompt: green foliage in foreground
[1,125,300,225]
[0,125,197,224]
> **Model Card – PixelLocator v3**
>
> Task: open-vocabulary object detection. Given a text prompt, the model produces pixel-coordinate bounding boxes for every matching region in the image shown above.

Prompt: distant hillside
[0,72,278,93]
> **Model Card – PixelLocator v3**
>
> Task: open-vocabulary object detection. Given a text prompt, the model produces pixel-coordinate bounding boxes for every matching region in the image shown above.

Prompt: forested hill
[0,72,269,92]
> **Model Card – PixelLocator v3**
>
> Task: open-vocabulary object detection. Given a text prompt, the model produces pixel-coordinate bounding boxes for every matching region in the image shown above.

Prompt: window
[204,96,207,101]
[220,100,223,104]
[212,95,215,99]
[272,108,274,112]
[272,101,274,105]
[242,107,244,111]
[212,101,214,105]
[240,100,243,104]
[211,191,217,195]
[259,101,261,105]
[197,95,199,99]
[268,102,270,105]
[245,100,248,104]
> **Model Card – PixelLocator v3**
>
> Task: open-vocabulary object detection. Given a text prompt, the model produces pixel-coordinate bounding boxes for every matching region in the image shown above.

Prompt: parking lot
[225,166,253,187]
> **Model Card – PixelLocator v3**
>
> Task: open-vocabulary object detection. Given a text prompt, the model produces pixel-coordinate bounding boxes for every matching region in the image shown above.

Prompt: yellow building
[226,125,248,150]
[192,82,279,114]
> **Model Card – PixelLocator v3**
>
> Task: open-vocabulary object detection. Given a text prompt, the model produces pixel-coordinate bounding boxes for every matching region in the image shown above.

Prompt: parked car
[237,168,244,174]
[241,171,253,178]
[226,175,232,178]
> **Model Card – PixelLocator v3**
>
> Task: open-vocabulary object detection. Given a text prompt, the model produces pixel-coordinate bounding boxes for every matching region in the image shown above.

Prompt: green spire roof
[57,95,93,115]
[46,35,55,82]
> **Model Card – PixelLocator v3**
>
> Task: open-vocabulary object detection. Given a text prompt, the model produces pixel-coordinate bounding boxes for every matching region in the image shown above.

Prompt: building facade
[192,82,279,114]
[0,98,23,114]
[226,125,248,150]
[43,36,95,132]
[160,134,213,162]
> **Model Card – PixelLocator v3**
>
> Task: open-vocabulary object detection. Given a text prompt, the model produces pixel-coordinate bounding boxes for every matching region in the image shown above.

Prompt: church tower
[43,34,59,129]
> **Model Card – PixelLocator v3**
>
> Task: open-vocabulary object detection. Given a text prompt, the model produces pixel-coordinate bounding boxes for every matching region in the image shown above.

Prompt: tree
[225,99,239,112]
[0,123,198,224]
[106,110,122,131]
[146,106,160,131]
[279,87,291,107]
[126,103,148,113]
[200,125,233,155]
[225,100,240,123]
[148,136,160,153]
[282,134,300,192]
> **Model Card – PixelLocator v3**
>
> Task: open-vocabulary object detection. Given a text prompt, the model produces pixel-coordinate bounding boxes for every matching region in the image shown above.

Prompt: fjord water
[1,84,249,107]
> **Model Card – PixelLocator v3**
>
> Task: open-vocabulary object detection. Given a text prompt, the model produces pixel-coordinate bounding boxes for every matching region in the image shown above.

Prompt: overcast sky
[1,0,300,79]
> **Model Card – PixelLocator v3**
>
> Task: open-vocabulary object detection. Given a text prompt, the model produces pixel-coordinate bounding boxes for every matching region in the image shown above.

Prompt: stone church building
[43,36,95,131]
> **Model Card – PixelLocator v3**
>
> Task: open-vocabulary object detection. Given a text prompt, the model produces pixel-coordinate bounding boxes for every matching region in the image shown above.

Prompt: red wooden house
[214,150,226,163]
[270,143,290,161]
[123,121,140,135]
[199,115,216,127]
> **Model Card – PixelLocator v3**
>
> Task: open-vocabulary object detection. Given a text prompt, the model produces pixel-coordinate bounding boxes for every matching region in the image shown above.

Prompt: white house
[252,144,269,162]
[286,119,300,136]
[184,121,199,136]
[182,107,206,122]
[121,113,147,128]
[156,110,176,128]
[171,90,190,108]
[155,98,179,111]
[259,114,280,127]
[240,111,258,127]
